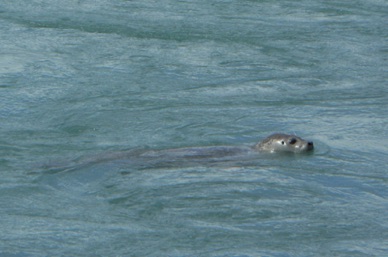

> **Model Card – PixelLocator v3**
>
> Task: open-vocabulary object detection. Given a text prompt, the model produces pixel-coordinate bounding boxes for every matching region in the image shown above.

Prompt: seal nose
[307,141,314,150]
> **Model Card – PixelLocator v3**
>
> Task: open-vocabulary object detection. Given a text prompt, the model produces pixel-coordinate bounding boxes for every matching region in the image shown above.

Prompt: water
[1,0,387,256]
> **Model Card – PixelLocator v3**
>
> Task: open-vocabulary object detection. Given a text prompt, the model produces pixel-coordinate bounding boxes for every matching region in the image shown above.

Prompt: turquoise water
[1,0,387,256]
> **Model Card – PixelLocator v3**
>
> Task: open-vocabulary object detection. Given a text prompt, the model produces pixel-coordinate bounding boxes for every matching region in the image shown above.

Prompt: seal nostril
[308,141,313,146]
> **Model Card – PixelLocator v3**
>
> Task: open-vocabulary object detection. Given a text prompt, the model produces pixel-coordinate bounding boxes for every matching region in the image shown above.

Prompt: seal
[254,133,314,153]
[41,133,314,173]
[39,133,315,194]
[139,133,313,161]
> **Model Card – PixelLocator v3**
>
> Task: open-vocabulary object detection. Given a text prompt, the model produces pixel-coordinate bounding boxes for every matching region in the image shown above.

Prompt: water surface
[0,0,387,256]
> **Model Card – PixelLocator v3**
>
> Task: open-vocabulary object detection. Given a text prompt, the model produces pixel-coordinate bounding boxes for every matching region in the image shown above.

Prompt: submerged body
[142,133,314,159]
[43,133,314,173]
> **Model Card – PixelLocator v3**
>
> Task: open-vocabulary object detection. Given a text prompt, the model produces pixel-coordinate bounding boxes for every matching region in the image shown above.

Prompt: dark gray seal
[38,133,314,194]
[145,133,314,158]
[42,133,314,173]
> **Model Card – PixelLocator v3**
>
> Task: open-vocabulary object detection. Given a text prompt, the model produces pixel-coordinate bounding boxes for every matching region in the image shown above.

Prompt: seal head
[254,133,314,153]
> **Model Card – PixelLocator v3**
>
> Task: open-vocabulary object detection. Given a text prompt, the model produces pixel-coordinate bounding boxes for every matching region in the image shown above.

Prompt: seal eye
[289,138,297,145]
[281,141,285,145]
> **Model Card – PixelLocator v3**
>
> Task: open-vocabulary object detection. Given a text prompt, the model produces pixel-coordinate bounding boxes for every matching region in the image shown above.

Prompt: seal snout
[307,141,314,150]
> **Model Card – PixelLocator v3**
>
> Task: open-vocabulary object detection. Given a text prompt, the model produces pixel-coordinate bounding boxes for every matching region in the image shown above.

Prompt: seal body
[41,133,314,173]
[138,134,313,163]
[254,133,314,153]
